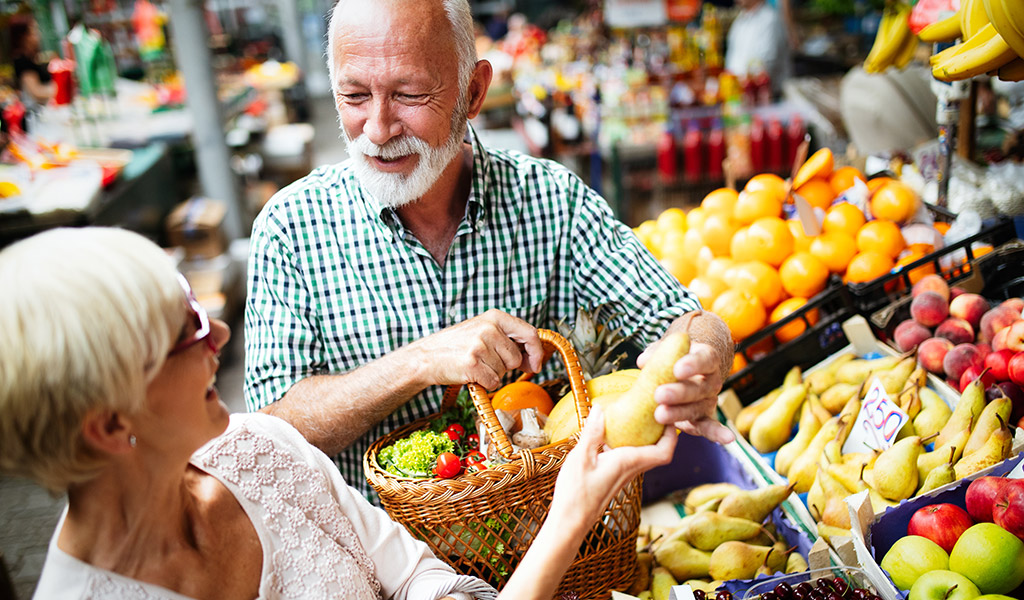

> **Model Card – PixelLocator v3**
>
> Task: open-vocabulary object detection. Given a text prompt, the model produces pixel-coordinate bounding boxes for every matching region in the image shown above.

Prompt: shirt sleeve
[254,414,498,600]
[244,202,324,412]
[567,177,702,348]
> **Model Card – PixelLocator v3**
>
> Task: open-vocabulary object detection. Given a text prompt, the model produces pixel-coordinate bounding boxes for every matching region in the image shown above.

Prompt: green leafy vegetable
[379,430,454,477]
[429,389,477,435]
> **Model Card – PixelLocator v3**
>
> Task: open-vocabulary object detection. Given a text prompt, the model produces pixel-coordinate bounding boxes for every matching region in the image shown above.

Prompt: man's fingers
[673,343,717,380]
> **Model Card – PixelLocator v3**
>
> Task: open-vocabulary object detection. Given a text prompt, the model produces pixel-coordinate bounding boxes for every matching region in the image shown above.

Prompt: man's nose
[364,98,402,146]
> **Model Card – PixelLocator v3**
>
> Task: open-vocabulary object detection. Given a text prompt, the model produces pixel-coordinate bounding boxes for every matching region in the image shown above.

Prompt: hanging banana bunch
[864,2,919,74]
[926,0,1024,82]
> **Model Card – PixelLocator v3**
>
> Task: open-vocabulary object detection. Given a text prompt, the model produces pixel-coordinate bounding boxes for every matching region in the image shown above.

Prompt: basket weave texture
[363,330,642,598]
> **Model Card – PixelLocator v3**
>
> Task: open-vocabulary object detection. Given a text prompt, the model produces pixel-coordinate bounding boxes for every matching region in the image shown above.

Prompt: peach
[911,291,950,328]
[951,286,967,299]
[912,274,951,302]
[977,342,993,356]
[980,306,1020,343]
[943,342,985,382]
[894,319,932,352]
[1006,320,1024,352]
[994,327,1012,351]
[949,293,989,331]
[935,317,975,346]
[1002,298,1024,315]
[919,337,955,375]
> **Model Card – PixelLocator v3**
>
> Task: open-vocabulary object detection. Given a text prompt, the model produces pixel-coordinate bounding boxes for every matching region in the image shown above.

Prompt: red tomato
[444,423,466,441]
[466,433,480,449]
[433,452,461,478]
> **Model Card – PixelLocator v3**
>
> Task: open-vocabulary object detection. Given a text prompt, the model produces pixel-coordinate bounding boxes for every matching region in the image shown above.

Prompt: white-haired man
[245,0,735,501]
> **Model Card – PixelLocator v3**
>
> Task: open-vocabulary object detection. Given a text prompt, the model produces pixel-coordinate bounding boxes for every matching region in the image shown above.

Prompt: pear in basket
[603,331,690,448]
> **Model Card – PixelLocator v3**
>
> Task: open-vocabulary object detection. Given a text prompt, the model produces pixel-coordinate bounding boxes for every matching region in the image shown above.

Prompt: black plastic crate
[870,238,1024,346]
[724,283,855,405]
[846,212,1017,317]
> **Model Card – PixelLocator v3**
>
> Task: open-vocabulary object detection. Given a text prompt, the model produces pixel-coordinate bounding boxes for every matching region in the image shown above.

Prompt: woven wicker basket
[364,330,642,598]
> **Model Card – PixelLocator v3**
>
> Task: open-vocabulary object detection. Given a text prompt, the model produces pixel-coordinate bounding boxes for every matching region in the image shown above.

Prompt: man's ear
[465,59,494,120]
[81,409,133,454]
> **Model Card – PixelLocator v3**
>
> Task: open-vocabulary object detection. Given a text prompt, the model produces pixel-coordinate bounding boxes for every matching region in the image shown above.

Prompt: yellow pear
[896,385,922,419]
[913,388,953,439]
[545,369,639,441]
[954,420,1014,479]
[963,396,1012,455]
[604,332,690,447]
[678,511,764,551]
[651,566,678,600]
[819,382,860,414]
[708,542,784,581]
[775,402,822,477]
[807,393,834,423]
[653,539,712,581]
[917,447,957,494]
[735,387,782,438]
[750,384,809,453]
[871,436,926,501]
[789,415,845,493]
[806,369,836,396]
[786,552,809,573]
[684,482,742,512]
[718,483,795,523]
[936,375,986,447]
[627,551,653,595]
[816,465,854,529]
[866,356,917,396]
[835,355,902,386]
[918,428,969,483]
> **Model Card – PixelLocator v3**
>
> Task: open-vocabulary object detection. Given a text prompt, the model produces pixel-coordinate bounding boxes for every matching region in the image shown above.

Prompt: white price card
[668,584,697,600]
[1007,456,1024,479]
[842,377,911,454]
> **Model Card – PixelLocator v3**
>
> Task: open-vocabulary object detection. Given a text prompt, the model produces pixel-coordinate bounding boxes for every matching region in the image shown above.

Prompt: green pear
[936,376,987,448]
[918,428,969,483]
[684,482,742,512]
[654,539,712,580]
[604,332,690,447]
[917,447,957,494]
[775,402,822,477]
[678,511,764,551]
[872,436,926,501]
[651,566,678,600]
[820,382,860,414]
[750,383,809,453]
[955,421,1014,479]
[785,552,809,573]
[789,415,844,493]
[964,396,1012,455]
[736,387,782,438]
[708,542,784,581]
[718,483,795,523]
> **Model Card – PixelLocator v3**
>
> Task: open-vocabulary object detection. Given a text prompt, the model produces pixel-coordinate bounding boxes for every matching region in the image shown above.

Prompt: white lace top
[33,413,497,600]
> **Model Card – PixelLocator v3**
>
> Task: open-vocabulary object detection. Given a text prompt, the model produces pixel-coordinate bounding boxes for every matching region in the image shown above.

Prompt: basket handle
[440,329,591,461]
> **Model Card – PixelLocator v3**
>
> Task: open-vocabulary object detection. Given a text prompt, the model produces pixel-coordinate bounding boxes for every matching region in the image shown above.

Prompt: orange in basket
[492,381,553,415]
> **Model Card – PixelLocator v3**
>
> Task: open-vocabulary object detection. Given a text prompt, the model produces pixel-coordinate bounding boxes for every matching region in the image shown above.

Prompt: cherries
[756,576,879,600]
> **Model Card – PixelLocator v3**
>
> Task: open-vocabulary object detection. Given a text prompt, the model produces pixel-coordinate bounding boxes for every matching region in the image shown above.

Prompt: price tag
[842,377,911,454]
[668,584,697,600]
[1007,456,1024,480]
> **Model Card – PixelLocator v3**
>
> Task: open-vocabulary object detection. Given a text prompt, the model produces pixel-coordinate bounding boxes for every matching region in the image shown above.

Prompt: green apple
[881,535,950,591]
[950,523,1024,594]
[908,570,981,600]
[975,596,1017,599]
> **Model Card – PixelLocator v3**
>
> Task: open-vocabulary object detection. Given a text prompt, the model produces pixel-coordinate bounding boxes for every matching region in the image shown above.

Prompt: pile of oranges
[633,148,950,357]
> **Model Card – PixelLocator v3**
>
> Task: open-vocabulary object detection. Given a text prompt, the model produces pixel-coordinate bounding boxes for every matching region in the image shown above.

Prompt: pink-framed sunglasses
[168,273,216,356]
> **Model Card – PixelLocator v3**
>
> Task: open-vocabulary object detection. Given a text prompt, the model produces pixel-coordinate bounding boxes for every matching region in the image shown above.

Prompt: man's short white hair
[0,227,184,493]
[326,0,478,96]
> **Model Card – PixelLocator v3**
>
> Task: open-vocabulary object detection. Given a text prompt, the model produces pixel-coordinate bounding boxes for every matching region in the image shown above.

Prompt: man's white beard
[343,118,468,209]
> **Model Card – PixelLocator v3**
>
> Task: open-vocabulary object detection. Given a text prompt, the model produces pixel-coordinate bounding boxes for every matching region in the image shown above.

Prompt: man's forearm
[261,345,431,455]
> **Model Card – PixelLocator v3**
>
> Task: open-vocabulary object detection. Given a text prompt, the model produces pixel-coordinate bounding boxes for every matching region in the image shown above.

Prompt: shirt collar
[355,122,492,238]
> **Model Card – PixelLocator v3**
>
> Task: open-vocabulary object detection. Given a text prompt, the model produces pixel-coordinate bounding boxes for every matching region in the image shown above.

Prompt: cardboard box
[166,197,227,260]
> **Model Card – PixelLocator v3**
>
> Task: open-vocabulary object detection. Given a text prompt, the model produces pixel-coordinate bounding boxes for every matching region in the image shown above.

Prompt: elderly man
[245,0,735,500]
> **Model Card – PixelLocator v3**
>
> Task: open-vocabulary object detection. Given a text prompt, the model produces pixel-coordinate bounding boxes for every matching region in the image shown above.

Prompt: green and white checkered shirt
[244,124,700,501]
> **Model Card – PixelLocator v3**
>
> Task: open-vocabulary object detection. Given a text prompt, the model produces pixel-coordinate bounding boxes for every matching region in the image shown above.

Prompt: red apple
[1011,351,1024,386]
[1006,320,1024,352]
[908,503,975,553]
[993,479,1024,541]
[987,349,1017,382]
[966,476,1013,523]
[960,365,996,392]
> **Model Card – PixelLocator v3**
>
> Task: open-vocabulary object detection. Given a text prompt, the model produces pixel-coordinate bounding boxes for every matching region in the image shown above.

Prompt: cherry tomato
[433,452,461,478]
[444,423,466,441]
[465,460,488,474]
[466,433,480,449]
[464,449,486,464]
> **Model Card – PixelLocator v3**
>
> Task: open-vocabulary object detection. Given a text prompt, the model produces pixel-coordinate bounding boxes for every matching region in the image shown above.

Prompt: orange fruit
[701,188,740,216]
[822,202,867,238]
[657,207,688,232]
[659,255,697,285]
[706,256,736,281]
[682,228,705,263]
[870,181,918,224]
[688,274,728,308]
[793,147,834,189]
[866,177,893,195]
[686,207,708,232]
[810,231,858,274]
[701,213,739,257]
[658,228,687,259]
[730,226,752,261]
[695,246,715,276]
[770,297,820,344]
[829,166,867,196]
[845,251,895,284]
[893,251,935,285]
[731,352,748,375]
[906,242,935,256]
[746,217,795,267]
[712,288,768,342]
[734,189,783,225]
[779,252,830,298]
[788,219,814,252]
[729,260,784,309]
[492,381,554,415]
[933,221,952,235]
[856,219,906,259]
[794,178,836,211]
[744,173,788,202]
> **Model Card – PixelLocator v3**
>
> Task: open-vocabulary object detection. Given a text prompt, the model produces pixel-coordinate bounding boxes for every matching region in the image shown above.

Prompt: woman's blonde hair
[0,227,184,493]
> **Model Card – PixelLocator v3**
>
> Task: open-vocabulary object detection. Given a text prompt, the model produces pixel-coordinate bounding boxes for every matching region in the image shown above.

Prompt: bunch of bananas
[864,2,919,74]
[921,0,1024,82]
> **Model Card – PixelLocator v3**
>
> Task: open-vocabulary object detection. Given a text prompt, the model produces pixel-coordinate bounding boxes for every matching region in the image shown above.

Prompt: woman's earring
[129,435,137,448]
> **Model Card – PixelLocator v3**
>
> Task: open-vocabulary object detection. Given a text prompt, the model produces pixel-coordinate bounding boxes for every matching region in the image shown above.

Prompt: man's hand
[637,312,735,445]
[406,309,545,390]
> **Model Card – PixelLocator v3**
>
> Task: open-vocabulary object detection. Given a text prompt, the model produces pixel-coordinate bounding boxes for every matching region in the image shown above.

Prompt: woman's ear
[81,409,133,454]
